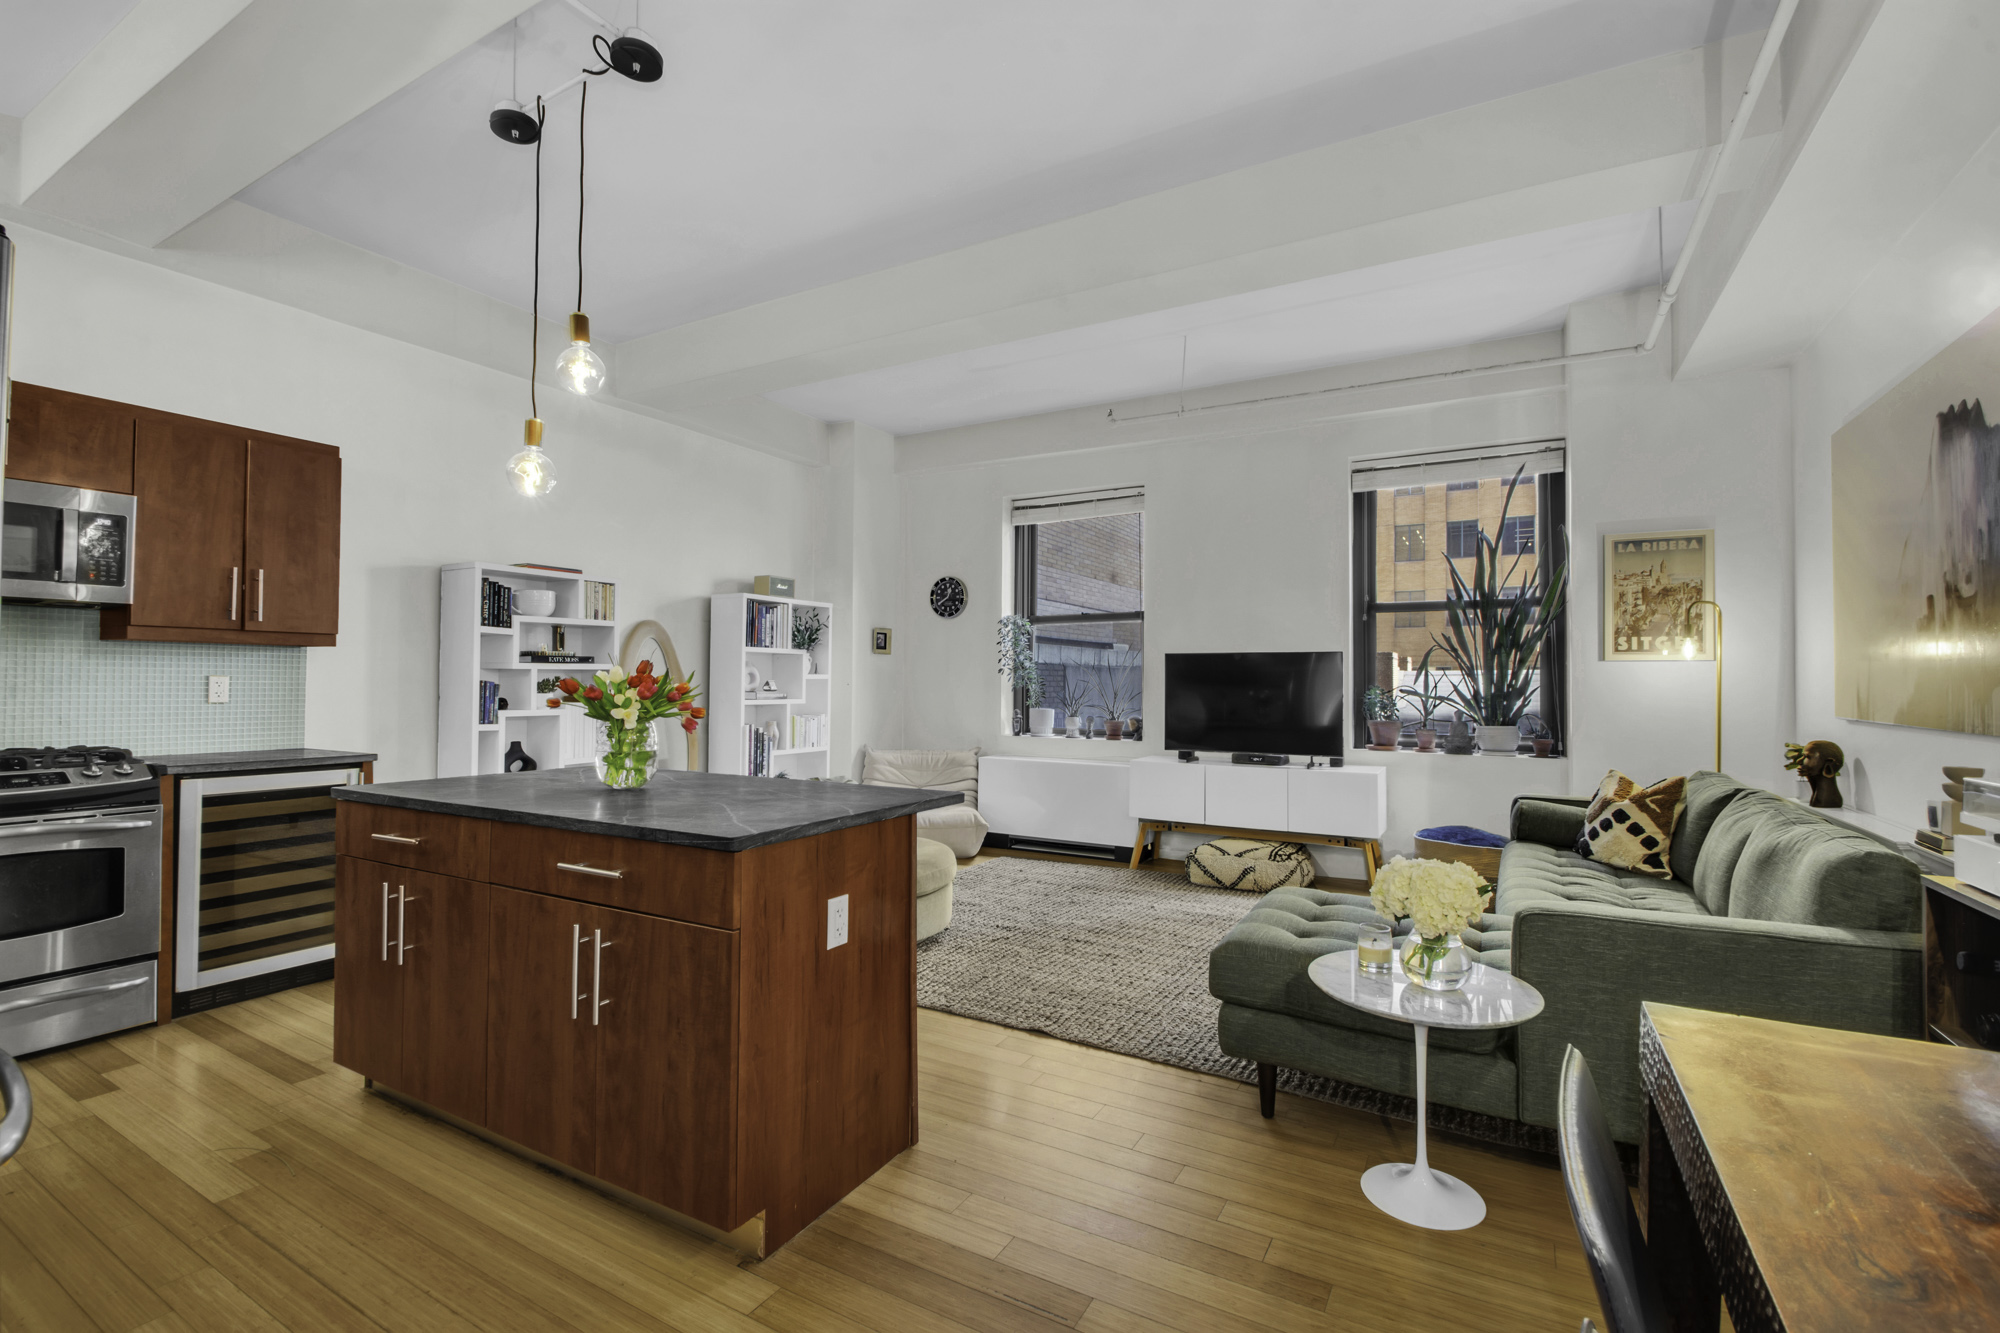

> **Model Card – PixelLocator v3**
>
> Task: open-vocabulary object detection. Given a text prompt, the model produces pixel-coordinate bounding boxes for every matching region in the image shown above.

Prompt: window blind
[1010,485,1145,526]
[1349,440,1565,492]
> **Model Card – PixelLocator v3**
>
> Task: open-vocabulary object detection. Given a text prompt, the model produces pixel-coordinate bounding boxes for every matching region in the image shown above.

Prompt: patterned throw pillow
[1188,839,1315,892]
[1575,771,1686,878]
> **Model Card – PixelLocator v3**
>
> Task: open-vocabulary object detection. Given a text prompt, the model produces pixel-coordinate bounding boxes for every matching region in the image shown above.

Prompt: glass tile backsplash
[0,606,305,754]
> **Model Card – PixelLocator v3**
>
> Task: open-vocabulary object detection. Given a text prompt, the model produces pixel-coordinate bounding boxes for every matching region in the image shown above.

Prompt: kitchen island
[331,767,962,1253]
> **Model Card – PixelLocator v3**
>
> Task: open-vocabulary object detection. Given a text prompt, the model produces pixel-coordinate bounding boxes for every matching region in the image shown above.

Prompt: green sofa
[1207,771,1924,1142]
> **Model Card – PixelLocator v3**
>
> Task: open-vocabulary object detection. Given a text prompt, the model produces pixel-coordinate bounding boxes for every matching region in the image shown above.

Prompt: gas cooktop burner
[0,746,138,772]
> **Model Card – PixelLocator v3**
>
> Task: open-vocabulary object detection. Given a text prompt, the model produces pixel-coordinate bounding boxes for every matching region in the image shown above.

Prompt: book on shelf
[582,579,616,621]
[480,577,515,628]
[521,652,593,664]
[478,679,500,725]
[787,713,828,750]
[1916,828,1956,854]
[744,598,790,649]
[512,562,582,573]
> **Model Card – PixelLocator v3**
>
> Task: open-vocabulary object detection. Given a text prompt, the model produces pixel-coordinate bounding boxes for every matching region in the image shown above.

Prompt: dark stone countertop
[333,767,963,852]
[144,748,378,776]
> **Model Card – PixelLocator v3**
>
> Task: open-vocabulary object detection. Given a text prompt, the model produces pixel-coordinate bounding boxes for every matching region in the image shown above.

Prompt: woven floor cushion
[1189,838,1314,892]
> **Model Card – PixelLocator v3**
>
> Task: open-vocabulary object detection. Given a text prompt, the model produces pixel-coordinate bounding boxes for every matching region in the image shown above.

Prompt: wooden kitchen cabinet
[3,383,135,492]
[484,884,599,1172]
[245,436,341,636]
[125,417,246,633]
[332,859,489,1122]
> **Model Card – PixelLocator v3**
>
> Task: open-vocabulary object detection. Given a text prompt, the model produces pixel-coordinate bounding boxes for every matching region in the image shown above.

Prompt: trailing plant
[1429,467,1570,726]
[1361,685,1397,722]
[1396,647,1450,727]
[996,614,1043,707]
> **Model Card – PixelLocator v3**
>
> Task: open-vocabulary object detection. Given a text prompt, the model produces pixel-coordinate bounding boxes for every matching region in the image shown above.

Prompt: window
[1012,493,1144,736]
[1350,450,1567,750]
[1393,485,1425,497]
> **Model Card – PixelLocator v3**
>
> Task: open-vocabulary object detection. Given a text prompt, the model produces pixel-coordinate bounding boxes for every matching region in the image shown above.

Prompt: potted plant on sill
[1059,673,1091,738]
[1090,650,1142,740]
[997,615,1052,734]
[1397,648,1450,752]
[1362,685,1400,749]
[1428,467,1569,756]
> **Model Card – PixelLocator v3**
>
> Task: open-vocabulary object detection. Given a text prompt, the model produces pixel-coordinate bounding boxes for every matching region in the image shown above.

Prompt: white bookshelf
[438,563,618,778]
[708,592,833,779]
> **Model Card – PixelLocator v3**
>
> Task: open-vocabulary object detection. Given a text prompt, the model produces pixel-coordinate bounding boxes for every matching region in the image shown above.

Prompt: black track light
[489,100,541,144]
[597,30,663,82]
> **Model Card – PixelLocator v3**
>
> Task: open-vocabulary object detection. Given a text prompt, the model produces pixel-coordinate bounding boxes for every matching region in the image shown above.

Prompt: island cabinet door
[589,904,738,1225]
[485,885,599,1174]
[397,871,490,1122]
[332,857,402,1086]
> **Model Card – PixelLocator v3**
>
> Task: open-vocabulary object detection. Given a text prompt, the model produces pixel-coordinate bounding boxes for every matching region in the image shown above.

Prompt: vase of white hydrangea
[1368,855,1490,991]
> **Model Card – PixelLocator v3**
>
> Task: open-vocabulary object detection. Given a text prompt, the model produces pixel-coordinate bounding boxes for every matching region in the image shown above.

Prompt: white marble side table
[1306,949,1544,1231]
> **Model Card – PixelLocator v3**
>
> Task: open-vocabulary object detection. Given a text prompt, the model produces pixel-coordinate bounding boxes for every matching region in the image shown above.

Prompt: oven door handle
[0,975,148,1017]
[0,819,156,838]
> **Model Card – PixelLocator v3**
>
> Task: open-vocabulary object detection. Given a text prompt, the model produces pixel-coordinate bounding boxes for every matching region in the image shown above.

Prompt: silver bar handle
[396,889,415,965]
[256,568,265,622]
[370,833,424,846]
[570,924,584,1020]
[229,566,240,621]
[381,883,391,962]
[0,975,148,1017]
[59,508,77,583]
[557,861,623,880]
[593,930,613,1025]
[0,820,156,838]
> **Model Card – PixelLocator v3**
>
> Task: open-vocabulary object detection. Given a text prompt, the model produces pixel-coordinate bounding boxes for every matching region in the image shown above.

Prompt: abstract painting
[1834,305,2000,734]
[1603,530,1714,660]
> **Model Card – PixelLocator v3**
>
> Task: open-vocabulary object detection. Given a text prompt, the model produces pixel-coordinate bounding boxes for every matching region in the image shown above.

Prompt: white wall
[1790,119,2000,828]
[5,222,815,781]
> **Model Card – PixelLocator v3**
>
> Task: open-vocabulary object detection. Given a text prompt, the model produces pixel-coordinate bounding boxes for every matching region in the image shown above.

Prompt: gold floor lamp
[1682,600,1722,771]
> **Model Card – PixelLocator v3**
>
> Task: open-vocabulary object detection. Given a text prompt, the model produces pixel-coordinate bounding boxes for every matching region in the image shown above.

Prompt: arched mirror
[619,619,701,771]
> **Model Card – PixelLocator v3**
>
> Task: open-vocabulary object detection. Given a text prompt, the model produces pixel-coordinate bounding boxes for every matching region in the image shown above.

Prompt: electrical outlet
[827,894,849,949]
[207,675,230,704]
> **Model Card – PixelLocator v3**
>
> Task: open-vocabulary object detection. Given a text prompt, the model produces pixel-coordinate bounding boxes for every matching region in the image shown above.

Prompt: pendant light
[508,97,557,498]
[555,80,608,397]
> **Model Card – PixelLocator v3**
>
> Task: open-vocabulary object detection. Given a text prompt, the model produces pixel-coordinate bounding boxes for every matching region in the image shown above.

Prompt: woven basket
[1414,836,1503,883]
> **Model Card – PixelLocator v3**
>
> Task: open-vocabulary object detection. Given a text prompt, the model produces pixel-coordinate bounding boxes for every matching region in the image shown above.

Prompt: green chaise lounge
[1206,771,1924,1142]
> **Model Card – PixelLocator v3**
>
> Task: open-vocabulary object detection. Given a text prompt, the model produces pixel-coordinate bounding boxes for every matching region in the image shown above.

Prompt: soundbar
[1232,752,1289,766]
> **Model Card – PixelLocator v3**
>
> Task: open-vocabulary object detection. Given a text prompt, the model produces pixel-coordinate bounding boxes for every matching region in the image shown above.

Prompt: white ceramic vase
[1477,724,1520,756]
[1065,715,1083,738]
[1028,707,1057,736]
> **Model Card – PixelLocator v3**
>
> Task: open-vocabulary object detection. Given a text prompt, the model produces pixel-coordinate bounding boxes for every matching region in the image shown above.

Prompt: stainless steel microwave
[1,478,136,605]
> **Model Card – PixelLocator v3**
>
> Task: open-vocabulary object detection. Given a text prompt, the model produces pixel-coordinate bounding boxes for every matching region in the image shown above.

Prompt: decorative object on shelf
[1576,770,1685,876]
[872,628,892,654]
[1605,529,1714,660]
[1125,716,1142,742]
[1784,740,1846,808]
[931,576,968,618]
[760,680,781,696]
[1679,597,1724,769]
[551,623,567,652]
[1356,924,1393,973]
[743,663,763,697]
[1440,715,1476,755]
[503,740,537,773]
[996,614,1042,724]
[1369,855,1489,992]
[1934,767,1986,839]
[792,605,824,673]
[1398,647,1449,752]
[755,575,796,597]
[513,589,556,617]
[1362,685,1399,750]
[621,618,698,772]
[496,697,510,713]
[1428,467,1568,748]
[554,660,703,789]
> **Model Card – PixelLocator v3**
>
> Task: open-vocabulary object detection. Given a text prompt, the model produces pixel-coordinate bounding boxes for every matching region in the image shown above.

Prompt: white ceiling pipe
[1110,0,1800,427]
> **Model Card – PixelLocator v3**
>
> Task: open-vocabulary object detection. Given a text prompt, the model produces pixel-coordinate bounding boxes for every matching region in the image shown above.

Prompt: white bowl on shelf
[513,589,556,617]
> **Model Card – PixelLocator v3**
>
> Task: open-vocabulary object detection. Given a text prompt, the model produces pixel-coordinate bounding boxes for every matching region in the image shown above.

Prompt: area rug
[916,856,1556,1156]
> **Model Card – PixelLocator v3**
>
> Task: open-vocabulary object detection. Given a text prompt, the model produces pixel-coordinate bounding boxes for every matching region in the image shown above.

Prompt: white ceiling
[771,203,1697,435]
[229,0,1774,345]
[0,0,141,118]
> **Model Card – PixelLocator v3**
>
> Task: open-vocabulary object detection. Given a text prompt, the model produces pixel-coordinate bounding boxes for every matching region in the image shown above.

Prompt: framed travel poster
[1603,530,1715,660]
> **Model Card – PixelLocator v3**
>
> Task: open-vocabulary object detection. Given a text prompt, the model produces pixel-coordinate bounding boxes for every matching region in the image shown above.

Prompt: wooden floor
[0,979,1604,1332]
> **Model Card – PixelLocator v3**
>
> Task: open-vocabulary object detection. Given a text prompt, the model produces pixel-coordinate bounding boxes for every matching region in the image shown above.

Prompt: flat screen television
[1163,652,1345,759]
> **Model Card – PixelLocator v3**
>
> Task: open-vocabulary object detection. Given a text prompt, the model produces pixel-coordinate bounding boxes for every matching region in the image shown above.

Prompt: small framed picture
[872,628,892,654]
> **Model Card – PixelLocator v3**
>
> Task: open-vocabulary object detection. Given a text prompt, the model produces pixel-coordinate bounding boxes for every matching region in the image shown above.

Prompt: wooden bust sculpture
[1784,740,1846,808]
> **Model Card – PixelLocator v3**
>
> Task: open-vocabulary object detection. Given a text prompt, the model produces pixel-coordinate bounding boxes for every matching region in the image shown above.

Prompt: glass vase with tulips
[550,660,703,789]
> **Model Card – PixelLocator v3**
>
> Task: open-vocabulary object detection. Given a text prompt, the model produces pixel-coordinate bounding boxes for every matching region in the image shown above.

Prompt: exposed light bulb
[1681,636,1696,659]
[556,312,607,397]
[508,418,557,497]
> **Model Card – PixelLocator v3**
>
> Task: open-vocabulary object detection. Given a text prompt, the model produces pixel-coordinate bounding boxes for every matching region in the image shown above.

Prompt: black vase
[503,741,537,773]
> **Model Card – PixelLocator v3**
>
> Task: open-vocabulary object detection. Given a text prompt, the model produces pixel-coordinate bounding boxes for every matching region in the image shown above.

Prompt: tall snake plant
[1430,468,1568,726]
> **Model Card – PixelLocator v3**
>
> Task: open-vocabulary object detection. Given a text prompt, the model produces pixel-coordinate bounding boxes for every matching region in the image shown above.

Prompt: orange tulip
[582,685,603,701]
[558,677,581,694]
[635,660,653,677]
[545,696,561,709]
[689,706,705,719]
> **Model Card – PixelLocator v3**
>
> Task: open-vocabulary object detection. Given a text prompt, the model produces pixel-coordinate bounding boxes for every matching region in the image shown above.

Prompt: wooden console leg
[1129,824,1147,870]
[1258,1063,1277,1119]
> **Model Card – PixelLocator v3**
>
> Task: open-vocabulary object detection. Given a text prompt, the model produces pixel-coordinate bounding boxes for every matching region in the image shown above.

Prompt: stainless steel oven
[0,802,162,1055]
[1,478,137,605]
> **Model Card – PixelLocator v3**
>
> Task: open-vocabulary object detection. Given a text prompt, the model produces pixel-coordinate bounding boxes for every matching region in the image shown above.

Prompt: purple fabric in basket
[1416,825,1508,848]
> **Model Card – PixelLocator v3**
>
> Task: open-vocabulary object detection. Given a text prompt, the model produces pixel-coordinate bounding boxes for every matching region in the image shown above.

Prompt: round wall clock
[929,576,968,618]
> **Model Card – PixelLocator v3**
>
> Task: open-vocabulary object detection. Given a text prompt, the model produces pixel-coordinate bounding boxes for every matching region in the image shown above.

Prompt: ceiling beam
[19,0,535,248]
[609,32,1777,416]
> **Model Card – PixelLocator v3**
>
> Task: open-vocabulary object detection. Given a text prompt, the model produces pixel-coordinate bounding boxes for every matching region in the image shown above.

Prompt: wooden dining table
[1640,1002,2000,1332]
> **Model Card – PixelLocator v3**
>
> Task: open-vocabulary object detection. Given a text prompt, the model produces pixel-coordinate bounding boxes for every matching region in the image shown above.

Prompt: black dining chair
[0,1048,32,1167]
[1558,1045,1668,1333]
